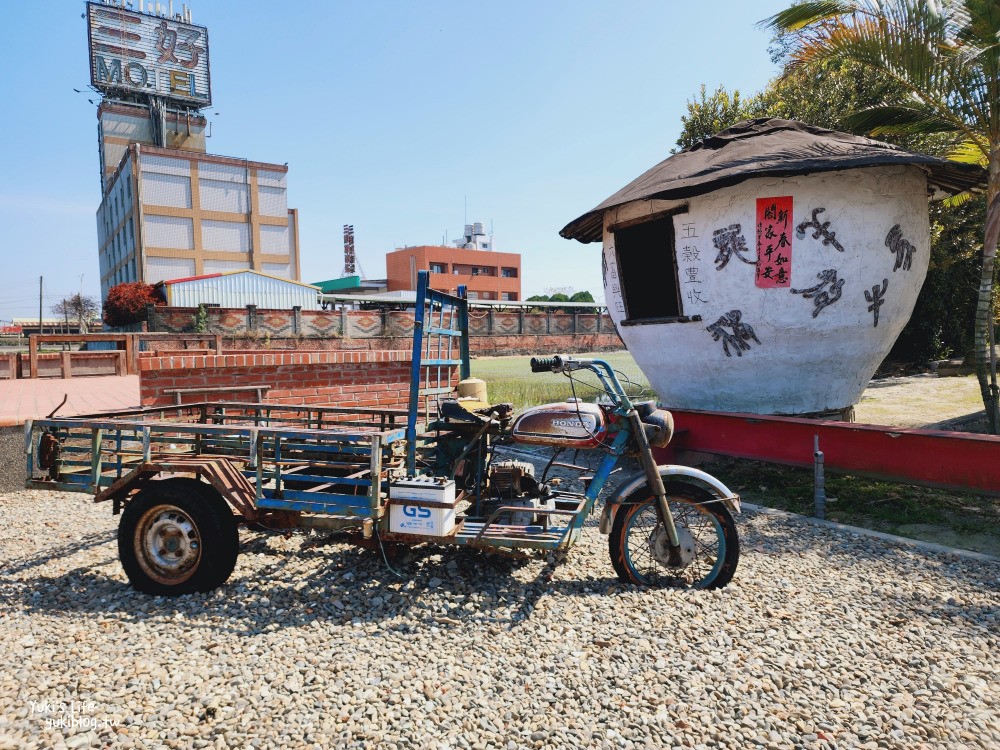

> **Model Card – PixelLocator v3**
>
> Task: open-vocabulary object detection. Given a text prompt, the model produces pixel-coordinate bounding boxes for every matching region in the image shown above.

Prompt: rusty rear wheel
[118,478,239,596]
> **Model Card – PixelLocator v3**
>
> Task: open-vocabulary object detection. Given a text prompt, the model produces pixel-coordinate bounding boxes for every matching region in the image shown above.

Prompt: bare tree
[52,294,100,334]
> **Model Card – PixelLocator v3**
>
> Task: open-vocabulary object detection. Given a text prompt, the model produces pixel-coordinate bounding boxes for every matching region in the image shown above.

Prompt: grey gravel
[0,487,998,750]
[0,427,26,495]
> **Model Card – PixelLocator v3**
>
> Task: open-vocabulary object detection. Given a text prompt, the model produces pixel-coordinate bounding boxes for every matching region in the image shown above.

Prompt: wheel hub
[137,506,201,584]
[649,524,696,568]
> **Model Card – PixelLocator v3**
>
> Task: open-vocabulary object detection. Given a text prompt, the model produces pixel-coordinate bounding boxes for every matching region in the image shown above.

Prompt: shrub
[103,282,165,327]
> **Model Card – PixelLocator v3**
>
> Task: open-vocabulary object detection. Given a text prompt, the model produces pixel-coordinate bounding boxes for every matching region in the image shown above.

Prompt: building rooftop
[561,118,987,244]
[312,276,388,294]
[157,270,318,290]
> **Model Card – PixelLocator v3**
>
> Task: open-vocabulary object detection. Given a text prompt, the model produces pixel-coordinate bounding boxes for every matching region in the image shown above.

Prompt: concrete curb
[742,502,1000,563]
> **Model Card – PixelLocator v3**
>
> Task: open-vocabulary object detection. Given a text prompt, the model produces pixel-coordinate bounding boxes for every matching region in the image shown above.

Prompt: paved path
[0,375,139,426]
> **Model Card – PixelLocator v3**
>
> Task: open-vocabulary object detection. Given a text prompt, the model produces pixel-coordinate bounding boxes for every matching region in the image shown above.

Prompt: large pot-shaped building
[561,119,984,415]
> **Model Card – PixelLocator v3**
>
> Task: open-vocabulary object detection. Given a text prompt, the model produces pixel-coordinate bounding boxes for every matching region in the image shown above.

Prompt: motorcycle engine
[483,459,555,526]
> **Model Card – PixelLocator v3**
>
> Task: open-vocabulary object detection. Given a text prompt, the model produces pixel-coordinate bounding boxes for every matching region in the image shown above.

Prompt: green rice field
[470,350,656,410]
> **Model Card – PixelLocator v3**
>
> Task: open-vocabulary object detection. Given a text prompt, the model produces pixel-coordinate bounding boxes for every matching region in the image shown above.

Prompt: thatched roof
[560,118,986,244]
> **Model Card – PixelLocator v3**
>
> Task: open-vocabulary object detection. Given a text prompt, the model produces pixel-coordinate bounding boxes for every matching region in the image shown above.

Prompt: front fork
[627,410,682,557]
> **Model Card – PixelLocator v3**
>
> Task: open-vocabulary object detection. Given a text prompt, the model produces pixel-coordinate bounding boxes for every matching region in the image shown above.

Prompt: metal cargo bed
[27,402,411,524]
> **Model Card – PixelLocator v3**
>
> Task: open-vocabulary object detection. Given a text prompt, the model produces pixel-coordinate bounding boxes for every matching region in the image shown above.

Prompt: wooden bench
[164,384,273,405]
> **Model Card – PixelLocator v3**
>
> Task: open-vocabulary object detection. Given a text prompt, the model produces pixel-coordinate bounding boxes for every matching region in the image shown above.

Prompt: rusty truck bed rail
[26,401,413,525]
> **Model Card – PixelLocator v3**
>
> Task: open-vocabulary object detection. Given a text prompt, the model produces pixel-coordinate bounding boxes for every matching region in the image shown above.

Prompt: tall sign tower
[87,0,211,191]
[343,225,356,277]
[88,1,303,299]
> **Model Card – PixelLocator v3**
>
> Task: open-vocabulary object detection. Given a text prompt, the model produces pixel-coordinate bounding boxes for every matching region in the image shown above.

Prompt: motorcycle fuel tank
[510,400,607,448]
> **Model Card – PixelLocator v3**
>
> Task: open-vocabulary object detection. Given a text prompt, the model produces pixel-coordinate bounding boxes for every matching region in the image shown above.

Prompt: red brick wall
[220,332,619,355]
[139,350,417,408]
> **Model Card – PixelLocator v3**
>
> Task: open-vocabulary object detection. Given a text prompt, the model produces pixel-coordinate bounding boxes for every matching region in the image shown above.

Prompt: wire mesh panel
[146,256,195,283]
[201,219,250,252]
[198,162,250,214]
[144,215,194,249]
[406,271,470,474]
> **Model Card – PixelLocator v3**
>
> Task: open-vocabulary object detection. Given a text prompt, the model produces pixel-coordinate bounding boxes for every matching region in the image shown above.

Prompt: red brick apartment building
[386,246,522,301]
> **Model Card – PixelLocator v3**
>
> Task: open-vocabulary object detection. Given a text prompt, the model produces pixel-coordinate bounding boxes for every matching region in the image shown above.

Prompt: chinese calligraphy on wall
[790,269,844,318]
[603,250,626,315]
[885,225,915,272]
[705,310,761,357]
[865,279,889,327]
[712,224,755,270]
[680,220,710,307]
[755,197,793,288]
[795,207,845,252]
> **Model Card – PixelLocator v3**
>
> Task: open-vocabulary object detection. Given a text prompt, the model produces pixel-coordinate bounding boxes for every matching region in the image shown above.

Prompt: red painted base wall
[139,350,415,408]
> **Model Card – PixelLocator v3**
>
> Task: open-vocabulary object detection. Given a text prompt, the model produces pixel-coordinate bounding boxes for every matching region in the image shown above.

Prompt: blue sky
[0,0,791,321]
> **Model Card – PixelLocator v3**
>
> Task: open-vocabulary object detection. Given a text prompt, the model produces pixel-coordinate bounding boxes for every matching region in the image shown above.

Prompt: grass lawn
[704,456,999,548]
[469,353,998,554]
[470,350,655,410]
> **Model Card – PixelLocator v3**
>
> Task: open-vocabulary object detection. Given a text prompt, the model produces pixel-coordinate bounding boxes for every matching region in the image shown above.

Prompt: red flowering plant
[103,282,166,327]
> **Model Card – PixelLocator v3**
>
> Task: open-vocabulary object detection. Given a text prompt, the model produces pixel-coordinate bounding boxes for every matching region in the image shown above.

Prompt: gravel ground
[0,427,25,495]
[0,487,997,750]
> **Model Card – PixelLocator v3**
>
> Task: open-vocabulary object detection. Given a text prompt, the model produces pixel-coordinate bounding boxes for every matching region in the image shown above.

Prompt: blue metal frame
[25,407,408,516]
[406,270,470,474]
[24,346,655,557]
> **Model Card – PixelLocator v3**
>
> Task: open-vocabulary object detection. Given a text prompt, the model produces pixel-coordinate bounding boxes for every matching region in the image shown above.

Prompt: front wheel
[609,482,739,589]
[118,478,240,596]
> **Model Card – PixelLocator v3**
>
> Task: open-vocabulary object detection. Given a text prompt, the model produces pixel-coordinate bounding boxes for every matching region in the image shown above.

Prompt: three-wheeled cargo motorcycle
[25,271,740,594]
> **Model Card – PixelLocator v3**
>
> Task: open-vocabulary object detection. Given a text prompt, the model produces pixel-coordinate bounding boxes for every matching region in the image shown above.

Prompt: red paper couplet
[756,197,793,288]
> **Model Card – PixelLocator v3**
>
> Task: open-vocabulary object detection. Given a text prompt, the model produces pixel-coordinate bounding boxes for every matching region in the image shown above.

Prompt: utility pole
[78,274,86,333]
[38,276,43,337]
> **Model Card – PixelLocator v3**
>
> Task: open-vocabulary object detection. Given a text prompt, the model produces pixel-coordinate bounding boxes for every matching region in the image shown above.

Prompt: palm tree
[763,0,1000,433]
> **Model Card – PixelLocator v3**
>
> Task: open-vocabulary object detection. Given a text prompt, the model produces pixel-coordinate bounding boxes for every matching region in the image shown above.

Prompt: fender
[599,465,741,535]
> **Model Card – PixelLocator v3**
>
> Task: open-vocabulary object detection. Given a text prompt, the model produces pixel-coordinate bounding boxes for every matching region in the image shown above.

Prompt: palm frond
[946,137,990,165]
[941,190,978,208]
[957,0,1000,49]
[760,1,859,32]
[772,0,992,145]
[841,105,963,135]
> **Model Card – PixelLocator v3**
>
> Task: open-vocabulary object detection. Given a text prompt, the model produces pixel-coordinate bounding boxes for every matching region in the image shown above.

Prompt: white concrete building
[97,144,300,299]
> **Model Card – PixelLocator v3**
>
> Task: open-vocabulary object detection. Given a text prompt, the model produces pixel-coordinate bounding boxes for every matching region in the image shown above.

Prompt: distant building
[12,318,91,336]
[97,145,301,299]
[312,276,388,296]
[156,270,319,310]
[386,224,521,301]
[85,2,301,301]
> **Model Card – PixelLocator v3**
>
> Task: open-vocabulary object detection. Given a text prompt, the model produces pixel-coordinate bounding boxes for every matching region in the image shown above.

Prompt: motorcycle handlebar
[528,354,631,407]
[529,355,566,373]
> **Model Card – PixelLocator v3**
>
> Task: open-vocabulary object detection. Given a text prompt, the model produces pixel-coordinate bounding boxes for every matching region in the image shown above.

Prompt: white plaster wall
[602,165,931,414]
